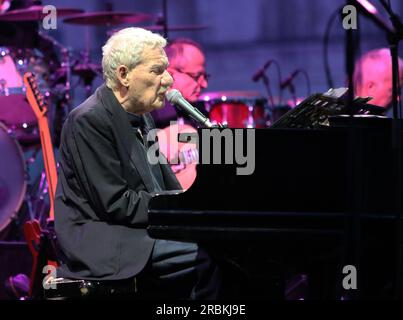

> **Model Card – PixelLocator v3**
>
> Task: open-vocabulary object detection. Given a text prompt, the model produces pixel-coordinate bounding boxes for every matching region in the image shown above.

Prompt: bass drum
[200,91,268,128]
[0,47,50,145]
[0,122,27,235]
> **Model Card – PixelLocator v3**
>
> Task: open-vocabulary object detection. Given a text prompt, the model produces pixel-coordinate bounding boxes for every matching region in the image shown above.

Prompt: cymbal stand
[163,0,168,39]
[24,149,48,227]
[154,0,169,39]
[38,31,73,110]
[75,50,100,98]
[60,48,72,110]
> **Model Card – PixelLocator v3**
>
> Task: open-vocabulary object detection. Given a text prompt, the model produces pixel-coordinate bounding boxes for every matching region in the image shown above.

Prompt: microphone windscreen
[166,89,182,104]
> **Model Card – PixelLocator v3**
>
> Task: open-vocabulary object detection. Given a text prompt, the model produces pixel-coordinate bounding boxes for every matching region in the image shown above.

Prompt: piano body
[148,113,401,299]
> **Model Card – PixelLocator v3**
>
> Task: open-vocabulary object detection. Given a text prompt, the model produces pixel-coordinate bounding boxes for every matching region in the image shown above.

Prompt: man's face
[168,44,208,102]
[365,60,393,108]
[356,58,403,108]
[124,46,173,114]
[371,72,393,108]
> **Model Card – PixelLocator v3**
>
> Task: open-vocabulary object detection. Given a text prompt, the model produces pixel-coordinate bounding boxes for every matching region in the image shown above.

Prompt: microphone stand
[288,82,297,108]
[261,72,275,110]
[352,0,403,298]
[280,82,297,108]
[378,0,403,299]
[342,0,362,300]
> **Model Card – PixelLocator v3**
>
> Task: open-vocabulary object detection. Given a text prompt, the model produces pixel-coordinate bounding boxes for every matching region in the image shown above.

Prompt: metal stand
[378,0,403,299]
[351,0,403,298]
[24,148,49,227]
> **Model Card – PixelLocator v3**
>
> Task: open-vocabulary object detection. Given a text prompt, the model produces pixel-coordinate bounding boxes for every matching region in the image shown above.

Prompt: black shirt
[126,111,165,191]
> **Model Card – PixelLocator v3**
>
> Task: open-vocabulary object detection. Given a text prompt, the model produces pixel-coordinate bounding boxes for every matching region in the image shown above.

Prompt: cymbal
[63,11,152,26]
[0,5,83,21]
[73,63,102,73]
[73,63,102,80]
[54,63,102,80]
[144,24,209,32]
[107,24,209,36]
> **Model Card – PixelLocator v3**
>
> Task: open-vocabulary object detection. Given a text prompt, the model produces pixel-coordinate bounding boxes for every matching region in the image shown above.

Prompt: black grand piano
[148,91,402,299]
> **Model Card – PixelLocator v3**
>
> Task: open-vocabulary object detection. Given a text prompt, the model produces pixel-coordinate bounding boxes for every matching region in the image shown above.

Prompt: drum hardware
[63,11,153,26]
[252,59,283,110]
[107,23,209,37]
[25,167,48,227]
[280,69,311,108]
[199,91,268,128]
[38,31,74,108]
[0,122,27,236]
[135,0,208,39]
[144,24,209,33]
[0,79,7,93]
[247,106,255,128]
[72,51,102,98]
[52,47,75,114]
[0,46,51,145]
[0,5,83,21]
[104,0,208,39]
[0,138,53,234]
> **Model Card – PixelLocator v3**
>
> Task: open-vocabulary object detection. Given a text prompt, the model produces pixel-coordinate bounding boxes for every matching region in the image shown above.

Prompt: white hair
[102,27,167,90]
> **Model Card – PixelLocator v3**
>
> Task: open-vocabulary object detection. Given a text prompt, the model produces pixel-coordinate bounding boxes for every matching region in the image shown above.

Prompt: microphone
[252,59,273,82]
[280,69,300,90]
[166,89,214,128]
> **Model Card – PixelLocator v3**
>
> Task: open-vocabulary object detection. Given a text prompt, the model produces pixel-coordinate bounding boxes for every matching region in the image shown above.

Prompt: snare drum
[0,47,50,144]
[199,91,268,128]
[0,122,27,234]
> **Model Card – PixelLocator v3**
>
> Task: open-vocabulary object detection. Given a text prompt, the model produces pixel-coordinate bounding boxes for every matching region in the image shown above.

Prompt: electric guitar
[23,72,59,298]
[157,123,198,191]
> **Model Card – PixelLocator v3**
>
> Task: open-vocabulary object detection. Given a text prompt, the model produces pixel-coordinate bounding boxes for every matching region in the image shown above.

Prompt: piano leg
[209,247,285,299]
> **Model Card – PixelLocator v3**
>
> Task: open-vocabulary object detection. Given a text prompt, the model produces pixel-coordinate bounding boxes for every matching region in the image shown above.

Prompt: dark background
[1,0,403,299]
[42,0,403,107]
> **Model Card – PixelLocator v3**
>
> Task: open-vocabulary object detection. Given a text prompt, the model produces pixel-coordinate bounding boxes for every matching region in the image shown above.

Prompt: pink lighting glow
[356,0,378,14]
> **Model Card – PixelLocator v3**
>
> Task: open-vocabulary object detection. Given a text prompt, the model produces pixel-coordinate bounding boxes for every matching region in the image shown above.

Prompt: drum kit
[199,91,269,128]
[0,3,274,238]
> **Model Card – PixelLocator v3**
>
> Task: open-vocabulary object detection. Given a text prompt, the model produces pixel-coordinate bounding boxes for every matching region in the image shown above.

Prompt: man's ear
[116,65,130,87]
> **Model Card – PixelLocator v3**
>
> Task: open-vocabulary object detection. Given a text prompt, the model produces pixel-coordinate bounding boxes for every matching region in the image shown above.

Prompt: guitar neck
[37,118,58,220]
[24,73,58,221]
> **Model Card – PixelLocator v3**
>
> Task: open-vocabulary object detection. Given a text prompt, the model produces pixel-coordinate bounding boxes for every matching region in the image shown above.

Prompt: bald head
[165,39,208,101]
[354,48,403,108]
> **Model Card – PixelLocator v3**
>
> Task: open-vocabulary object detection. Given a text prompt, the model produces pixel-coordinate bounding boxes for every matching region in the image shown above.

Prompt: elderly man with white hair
[354,48,403,117]
[54,28,221,299]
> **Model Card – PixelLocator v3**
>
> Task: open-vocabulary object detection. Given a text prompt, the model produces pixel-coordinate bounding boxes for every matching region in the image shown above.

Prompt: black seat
[43,277,139,299]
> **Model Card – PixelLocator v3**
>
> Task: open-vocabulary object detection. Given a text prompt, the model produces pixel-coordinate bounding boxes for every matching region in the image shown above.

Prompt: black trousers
[139,240,222,300]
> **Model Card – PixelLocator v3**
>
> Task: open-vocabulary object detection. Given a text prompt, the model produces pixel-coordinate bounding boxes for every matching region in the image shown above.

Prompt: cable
[254,59,282,109]
[323,6,344,89]
[299,68,312,98]
[269,60,283,105]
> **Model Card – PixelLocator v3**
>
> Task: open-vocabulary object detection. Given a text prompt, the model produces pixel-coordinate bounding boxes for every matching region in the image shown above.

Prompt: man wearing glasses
[354,47,403,117]
[151,38,209,128]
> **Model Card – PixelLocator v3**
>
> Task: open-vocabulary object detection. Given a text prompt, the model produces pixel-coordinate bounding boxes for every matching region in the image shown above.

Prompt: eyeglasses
[172,68,211,82]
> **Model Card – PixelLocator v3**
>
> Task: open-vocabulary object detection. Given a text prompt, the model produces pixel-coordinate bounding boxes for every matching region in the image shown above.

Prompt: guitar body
[175,164,197,191]
[157,123,198,191]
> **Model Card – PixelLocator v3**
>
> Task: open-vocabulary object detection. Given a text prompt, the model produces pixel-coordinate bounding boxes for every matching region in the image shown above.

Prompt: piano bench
[43,277,139,300]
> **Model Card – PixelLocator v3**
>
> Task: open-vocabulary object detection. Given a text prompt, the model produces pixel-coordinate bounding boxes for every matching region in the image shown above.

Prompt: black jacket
[55,84,181,280]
